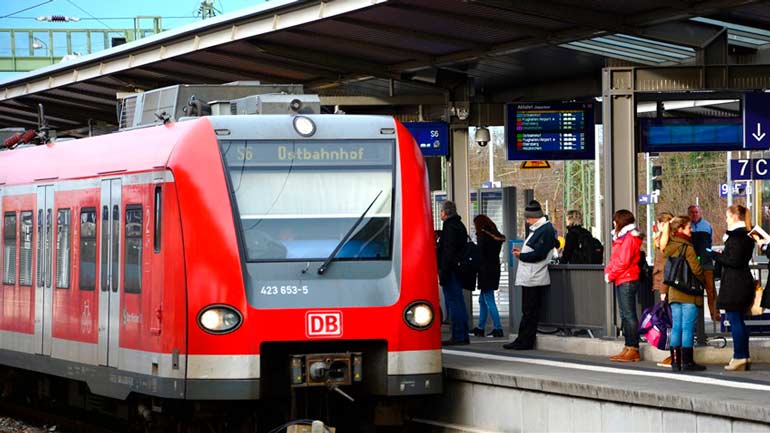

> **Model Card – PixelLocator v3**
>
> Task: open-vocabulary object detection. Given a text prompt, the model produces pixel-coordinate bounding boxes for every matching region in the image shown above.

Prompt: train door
[98,179,121,367]
[35,185,54,356]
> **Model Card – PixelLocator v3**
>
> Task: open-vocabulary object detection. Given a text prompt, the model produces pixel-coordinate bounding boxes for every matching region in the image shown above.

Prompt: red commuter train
[0,108,441,414]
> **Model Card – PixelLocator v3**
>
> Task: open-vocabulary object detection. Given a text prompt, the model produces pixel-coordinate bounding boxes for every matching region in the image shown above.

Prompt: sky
[0,0,269,78]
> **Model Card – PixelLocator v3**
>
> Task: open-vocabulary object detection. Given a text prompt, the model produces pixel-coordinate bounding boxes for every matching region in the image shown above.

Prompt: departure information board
[505,102,595,160]
[639,118,742,152]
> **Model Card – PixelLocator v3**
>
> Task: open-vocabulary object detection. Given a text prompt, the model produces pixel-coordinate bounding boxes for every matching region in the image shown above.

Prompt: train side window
[124,205,142,294]
[2,212,16,285]
[56,209,71,289]
[153,186,161,253]
[79,208,97,291]
[19,211,33,286]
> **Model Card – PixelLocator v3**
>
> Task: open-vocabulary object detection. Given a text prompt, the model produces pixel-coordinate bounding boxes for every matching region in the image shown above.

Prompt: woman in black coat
[714,204,756,371]
[470,214,506,338]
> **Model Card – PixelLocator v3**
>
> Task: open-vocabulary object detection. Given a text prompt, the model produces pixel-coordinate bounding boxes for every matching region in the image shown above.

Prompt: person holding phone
[503,200,555,350]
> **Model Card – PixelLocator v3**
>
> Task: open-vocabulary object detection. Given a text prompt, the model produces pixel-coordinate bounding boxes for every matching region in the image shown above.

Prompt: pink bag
[645,325,663,349]
[638,300,672,350]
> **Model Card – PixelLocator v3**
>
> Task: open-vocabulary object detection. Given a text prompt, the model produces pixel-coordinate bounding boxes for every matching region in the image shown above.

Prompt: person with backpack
[470,214,506,338]
[662,215,706,372]
[436,200,470,346]
[561,210,601,264]
[605,209,643,362]
[503,200,556,350]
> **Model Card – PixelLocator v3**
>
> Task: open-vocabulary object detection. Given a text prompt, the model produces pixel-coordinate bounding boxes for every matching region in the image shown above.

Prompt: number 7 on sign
[730,159,753,180]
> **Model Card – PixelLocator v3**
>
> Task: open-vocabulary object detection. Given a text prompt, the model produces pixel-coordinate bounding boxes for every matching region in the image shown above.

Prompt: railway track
[0,401,121,433]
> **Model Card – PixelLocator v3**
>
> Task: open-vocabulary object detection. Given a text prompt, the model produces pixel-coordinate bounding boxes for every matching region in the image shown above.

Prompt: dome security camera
[475,127,490,147]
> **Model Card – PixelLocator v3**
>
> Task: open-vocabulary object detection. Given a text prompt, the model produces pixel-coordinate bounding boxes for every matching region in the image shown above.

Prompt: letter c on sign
[757,159,768,177]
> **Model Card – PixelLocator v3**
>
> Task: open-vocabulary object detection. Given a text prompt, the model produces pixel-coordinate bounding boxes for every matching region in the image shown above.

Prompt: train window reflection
[56,209,71,289]
[3,212,16,285]
[124,205,142,293]
[19,211,33,286]
[79,208,97,291]
[221,140,394,261]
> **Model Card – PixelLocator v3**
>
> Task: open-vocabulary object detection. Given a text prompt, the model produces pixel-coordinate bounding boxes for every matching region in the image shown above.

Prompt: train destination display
[505,102,595,160]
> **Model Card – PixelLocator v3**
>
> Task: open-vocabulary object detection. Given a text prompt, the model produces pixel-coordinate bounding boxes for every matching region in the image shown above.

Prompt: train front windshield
[220,140,395,262]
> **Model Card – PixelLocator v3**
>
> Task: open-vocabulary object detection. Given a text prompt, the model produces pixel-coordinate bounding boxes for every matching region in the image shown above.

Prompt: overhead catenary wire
[0,0,54,19]
[64,0,113,29]
[6,15,194,20]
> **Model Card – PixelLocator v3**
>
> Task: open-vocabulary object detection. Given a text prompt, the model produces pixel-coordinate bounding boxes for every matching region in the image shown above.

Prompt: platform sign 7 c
[730,159,770,180]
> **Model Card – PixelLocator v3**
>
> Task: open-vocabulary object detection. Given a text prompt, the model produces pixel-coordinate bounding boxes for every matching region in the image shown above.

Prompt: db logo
[306,311,343,337]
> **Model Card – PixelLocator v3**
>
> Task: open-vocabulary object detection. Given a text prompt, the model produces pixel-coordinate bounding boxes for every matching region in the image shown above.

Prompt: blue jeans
[726,311,750,359]
[442,272,469,341]
[670,302,697,348]
[616,281,639,347]
[478,289,502,330]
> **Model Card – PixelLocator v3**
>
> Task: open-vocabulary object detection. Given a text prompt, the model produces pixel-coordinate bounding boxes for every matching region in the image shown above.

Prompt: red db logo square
[306,311,343,338]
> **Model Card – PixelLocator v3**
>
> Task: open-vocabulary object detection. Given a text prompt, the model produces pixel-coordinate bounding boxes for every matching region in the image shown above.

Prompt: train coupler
[289,352,362,388]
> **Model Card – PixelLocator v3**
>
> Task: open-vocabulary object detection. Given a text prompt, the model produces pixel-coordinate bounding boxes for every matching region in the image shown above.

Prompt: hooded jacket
[605,224,642,285]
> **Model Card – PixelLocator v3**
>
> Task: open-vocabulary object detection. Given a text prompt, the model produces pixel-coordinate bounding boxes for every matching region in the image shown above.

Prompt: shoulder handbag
[663,244,703,296]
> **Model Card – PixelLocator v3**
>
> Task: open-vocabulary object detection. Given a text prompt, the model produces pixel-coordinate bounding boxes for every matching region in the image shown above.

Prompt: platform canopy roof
[0,0,768,131]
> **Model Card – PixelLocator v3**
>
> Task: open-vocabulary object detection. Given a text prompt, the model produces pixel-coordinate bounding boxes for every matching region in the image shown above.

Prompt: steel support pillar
[449,128,471,225]
[602,67,637,339]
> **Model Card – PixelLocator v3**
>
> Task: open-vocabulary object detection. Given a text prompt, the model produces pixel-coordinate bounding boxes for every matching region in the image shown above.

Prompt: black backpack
[589,236,604,264]
[570,227,604,264]
[458,237,481,290]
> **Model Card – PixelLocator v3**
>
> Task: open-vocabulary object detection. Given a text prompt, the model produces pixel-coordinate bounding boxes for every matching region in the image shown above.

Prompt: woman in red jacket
[604,209,643,362]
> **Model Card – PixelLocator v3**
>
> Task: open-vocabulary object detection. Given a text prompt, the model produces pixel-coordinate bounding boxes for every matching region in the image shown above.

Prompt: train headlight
[404,301,433,330]
[293,116,316,137]
[197,305,242,334]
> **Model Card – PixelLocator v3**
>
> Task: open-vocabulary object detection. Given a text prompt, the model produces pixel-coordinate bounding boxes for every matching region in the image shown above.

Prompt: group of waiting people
[437,199,555,350]
[438,196,761,372]
[607,204,756,371]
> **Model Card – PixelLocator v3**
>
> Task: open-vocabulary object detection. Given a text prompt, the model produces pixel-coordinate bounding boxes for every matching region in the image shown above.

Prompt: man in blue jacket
[688,205,717,321]
[504,200,556,350]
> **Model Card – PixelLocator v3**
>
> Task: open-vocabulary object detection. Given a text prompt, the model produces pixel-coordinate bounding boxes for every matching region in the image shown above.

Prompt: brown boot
[609,347,629,361]
[656,356,672,367]
[613,347,640,362]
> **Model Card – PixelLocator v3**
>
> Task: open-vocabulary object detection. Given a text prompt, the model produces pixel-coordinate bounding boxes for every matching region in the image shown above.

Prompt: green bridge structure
[0,17,163,72]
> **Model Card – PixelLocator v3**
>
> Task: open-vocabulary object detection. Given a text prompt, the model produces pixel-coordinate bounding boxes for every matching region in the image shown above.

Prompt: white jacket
[514,218,555,287]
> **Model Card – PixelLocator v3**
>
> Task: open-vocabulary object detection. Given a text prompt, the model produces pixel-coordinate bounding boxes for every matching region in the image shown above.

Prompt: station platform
[420,332,770,432]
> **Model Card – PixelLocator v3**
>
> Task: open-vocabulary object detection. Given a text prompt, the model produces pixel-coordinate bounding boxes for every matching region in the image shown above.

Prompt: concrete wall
[414,380,770,433]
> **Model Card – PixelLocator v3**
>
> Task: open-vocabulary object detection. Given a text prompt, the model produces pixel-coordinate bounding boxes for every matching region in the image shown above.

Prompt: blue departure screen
[505,102,595,160]
[639,118,742,152]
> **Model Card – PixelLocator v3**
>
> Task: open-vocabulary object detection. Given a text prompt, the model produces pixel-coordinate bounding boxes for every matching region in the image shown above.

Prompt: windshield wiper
[318,190,383,275]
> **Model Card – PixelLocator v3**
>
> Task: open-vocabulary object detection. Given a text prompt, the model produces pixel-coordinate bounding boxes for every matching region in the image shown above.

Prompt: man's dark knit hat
[524,200,544,218]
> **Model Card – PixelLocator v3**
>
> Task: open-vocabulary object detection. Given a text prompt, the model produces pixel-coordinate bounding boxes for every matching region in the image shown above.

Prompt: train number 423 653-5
[260,285,309,295]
